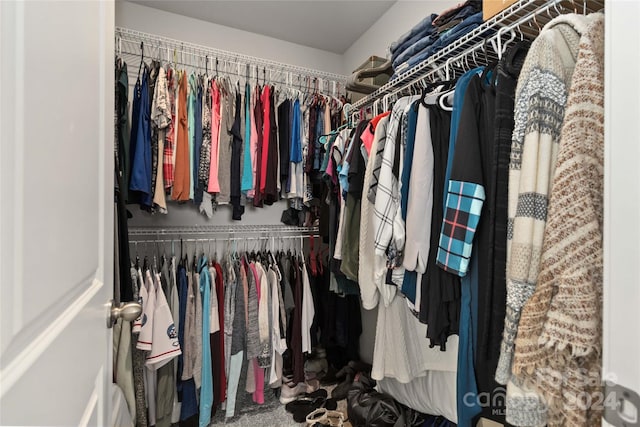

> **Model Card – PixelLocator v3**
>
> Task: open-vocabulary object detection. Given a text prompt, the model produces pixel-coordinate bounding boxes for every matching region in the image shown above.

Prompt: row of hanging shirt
[114,57,345,220]
[122,244,318,427]
[327,10,605,427]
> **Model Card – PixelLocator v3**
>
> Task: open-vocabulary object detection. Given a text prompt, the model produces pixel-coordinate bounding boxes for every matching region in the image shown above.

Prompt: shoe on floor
[331,372,354,401]
[288,394,338,423]
[280,379,321,404]
[280,382,309,404]
[304,357,328,375]
[285,389,329,413]
[318,365,338,386]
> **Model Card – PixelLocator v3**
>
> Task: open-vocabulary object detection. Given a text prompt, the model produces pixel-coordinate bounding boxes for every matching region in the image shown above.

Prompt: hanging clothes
[172,72,190,201]
[193,78,204,205]
[156,259,176,427]
[217,78,233,205]
[129,66,152,206]
[115,58,131,204]
[212,261,227,411]
[248,85,259,199]
[401,101,429,305]
[290,256,304,383]
[230,89,245,220]
[177,261,198,425]
[438,64,484,427]
[371,97,415,297]
[241,83,254,194]
[253,86,265,207]
[146,61,161,211]
[207,79,222,194]
[277,99,291,195]
[288,99,304,201]
[199,79,213,217]
[264,87,279,205]
[187,73,197,201]
[340,119,369,282]
[358,115,391,310]
[198,257,213,427]
[259,85,271,197]
[511,14,605,427]
[226,260,245,418]
[151,66,171,214]
[163,67,176,192]
[496,14,596,427]
[115,57,133,303]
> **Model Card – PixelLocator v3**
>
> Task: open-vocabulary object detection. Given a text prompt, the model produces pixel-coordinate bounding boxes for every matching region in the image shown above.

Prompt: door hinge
[604,382,640,427]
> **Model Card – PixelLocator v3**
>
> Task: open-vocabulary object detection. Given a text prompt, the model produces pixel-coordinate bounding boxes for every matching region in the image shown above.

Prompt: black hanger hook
[137,41,145,80]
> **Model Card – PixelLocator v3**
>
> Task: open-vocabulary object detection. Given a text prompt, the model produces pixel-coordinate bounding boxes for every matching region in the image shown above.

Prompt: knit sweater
[512,14,604,427]
[495,13,596,427]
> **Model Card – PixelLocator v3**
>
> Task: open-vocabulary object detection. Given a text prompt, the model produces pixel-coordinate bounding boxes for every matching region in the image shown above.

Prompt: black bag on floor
[347,373,424,427]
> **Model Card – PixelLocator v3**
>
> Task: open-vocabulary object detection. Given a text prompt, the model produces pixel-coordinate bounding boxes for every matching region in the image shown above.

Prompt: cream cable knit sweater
[496,12,599,426]
[513,14,605,427]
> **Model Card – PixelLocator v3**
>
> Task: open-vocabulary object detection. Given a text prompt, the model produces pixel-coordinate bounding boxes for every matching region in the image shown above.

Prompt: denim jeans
[390,14,437,54]
[395,12,484,74]
[392,33,440,68]
[393,5,479,67]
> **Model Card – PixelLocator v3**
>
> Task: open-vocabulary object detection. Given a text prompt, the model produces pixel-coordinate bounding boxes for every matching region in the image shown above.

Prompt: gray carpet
[211,403,300,426]
[209,386,298,426]
[208,363,348,427]
[209,356,299,426]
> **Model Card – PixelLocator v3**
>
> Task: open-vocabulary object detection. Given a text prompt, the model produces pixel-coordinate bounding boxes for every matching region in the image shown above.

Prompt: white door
[0,1,115,426]
[603,1,640,425]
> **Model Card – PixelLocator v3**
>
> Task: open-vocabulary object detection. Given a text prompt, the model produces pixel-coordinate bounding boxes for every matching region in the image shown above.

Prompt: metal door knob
[108,300,142,328]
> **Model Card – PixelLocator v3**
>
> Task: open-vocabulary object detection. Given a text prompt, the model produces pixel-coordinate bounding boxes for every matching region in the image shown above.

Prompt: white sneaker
[279,382,310,404]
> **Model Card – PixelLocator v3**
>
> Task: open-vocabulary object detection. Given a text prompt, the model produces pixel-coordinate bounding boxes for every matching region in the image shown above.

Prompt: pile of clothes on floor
[278,351,455,426]
[390,0,483,78]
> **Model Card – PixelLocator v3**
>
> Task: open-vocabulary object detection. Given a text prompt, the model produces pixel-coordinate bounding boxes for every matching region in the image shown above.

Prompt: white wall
[603,0,640,417]
[343,0,460,74]
[128,200,287,227]
[116,1,344,76]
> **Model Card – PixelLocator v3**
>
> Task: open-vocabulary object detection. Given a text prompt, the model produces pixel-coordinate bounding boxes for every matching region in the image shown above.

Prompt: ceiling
[127,0,396,54]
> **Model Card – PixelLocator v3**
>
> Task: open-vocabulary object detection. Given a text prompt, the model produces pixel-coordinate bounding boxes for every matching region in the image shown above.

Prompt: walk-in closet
[0,1,638,427]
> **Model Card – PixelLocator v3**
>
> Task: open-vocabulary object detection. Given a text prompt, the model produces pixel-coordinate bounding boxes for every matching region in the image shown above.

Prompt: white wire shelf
[116,27,347,93]
[352,0,604,110]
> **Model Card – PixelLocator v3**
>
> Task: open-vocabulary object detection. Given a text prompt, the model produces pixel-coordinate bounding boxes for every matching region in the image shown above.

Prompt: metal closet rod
[128,224,319,236]
[128,234,320,244]
[115,27,347,84]
[352,0,603,110]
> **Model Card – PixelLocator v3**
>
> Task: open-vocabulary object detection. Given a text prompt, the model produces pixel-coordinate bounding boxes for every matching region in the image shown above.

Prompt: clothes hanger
[438,88,454,111]
[497,27,517,60]
[570,0,578,14]
[116,35,122,58]
[153,239,159,274]
[421,78,456,107]
[134,242,140,269]
[136,41,145,84]
[530,13,542,32]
